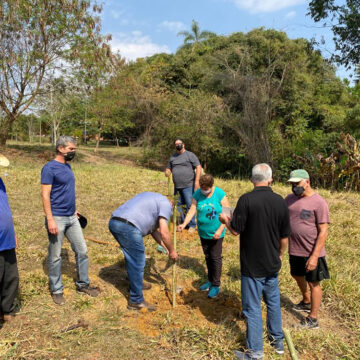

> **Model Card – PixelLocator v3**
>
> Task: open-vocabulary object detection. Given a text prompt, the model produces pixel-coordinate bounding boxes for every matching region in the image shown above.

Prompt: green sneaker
[208,286,220,299]
[157,245,167,254]
[199,282,211,291]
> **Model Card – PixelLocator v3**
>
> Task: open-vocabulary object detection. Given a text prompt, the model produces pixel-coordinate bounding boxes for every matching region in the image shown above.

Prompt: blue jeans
[108,219,145,304]
[241,274,283,359]
[175,186,196,228]
[46,215,89,294]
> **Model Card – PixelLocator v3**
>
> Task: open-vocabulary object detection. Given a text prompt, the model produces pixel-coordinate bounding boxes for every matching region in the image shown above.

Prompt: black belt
[111,216,136,228]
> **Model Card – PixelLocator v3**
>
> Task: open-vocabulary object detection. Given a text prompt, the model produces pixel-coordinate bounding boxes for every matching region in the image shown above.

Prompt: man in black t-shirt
[165,138,202,232]
[220,163,290,360]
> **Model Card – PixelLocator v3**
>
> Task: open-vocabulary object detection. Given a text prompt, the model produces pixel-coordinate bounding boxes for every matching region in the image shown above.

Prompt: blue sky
[100,0,350,80]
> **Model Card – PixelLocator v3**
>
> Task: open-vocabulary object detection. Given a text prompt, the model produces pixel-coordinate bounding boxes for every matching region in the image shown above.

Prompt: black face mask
[292,185,305,197]
[175,144,183,151]
[64,151,76,161]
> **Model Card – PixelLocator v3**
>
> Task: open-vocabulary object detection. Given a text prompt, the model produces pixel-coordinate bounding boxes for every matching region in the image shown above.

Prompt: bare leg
[292,275,311,303]
[308,281,322,319]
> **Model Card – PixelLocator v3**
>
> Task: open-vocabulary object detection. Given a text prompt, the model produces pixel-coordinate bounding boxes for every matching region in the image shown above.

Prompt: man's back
[112,192,172,236]
[231,186,290,277]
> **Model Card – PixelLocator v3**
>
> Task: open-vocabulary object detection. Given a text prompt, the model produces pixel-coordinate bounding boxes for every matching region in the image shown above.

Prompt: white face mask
[201,188,212,196]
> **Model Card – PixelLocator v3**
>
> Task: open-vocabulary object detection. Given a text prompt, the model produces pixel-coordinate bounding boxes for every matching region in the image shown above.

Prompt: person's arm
[279,237,288,261]
[194,165,202,190]
[213,196,230,239]
[151,230,169,255]
[177,199,197,231]
[41,184,58,235]
[165,158,172,177]
[306,223,328,271]
[219,213,239,236]
[158,217,178,260]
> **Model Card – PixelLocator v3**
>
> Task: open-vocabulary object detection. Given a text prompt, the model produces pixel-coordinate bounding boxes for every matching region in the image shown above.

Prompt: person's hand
[177,224,185,232]
[169,250,179,261]
[47,218,58,235]
[213,229,222,240]
[306,255,318,272]
[219,213,229,224]
[15,236,18,248]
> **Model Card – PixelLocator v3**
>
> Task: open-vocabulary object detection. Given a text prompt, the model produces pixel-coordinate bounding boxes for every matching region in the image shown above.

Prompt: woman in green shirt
[178,174,230,298]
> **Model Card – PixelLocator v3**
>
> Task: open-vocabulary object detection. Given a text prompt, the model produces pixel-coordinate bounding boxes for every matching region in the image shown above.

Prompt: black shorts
[289,255,330,283]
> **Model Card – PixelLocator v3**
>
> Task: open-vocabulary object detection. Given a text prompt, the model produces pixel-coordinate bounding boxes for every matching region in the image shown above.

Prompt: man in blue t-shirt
[108,192,179,312]
[0,153,19,322]
[41,136,99,305]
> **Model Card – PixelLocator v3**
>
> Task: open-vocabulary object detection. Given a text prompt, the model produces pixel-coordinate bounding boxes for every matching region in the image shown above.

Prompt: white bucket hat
[0,153,10,167]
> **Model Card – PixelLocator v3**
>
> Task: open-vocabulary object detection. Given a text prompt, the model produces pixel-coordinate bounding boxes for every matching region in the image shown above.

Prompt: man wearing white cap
[286,169,330,329]
[0,153,19,322]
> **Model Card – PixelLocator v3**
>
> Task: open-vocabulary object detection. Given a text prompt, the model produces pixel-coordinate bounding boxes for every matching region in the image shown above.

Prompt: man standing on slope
[0,153,19,322]
[165,138,202,233]
[41,136,99,305]
[286,169,330,329]
[220,164,290,360]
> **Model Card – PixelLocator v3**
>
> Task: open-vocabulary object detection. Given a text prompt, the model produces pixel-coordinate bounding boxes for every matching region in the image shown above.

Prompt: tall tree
[309,0,360,69]
[0,0,113,145]
[177,20,215,45]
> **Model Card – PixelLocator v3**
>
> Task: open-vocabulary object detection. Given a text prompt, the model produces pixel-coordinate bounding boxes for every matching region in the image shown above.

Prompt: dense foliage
[309,0,360,69]
[0,0,114,145]
[88,28,359,183]
[7,27,360,187]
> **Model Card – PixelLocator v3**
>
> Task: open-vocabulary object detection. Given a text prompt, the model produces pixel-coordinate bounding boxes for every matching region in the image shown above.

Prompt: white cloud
[285,11,296,19]
[159,21,186,33]
[231,0,306,13]
[111,31,171,61]
[110,9,124,19]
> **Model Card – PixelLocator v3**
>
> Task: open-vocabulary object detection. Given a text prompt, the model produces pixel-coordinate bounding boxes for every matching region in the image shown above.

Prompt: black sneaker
[127,300,157,312]
[300,316,319,329]
[268,336,284,355]
[293,300,311,313]
[77,285,100,297]
[51,293,66,305]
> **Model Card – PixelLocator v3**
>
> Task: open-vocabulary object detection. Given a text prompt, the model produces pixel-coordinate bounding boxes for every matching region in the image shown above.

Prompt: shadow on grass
[98,257,169,302]
[226,263,241,281]
[280,294,305,321]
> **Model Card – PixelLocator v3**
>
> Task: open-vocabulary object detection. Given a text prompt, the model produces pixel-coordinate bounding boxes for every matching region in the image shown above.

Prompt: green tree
[0,0,112,145]
[308,0,360,69]
[177,20,215,45]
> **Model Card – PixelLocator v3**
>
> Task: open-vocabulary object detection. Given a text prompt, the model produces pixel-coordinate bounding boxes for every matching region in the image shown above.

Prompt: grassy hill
[1,143,359,360]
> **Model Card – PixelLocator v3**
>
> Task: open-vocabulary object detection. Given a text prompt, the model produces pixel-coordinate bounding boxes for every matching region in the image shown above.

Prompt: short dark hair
[199,174,214,188]
[174,138,184,144]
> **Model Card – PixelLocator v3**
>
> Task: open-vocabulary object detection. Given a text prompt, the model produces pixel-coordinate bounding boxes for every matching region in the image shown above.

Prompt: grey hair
[56,136,76,152]
[251,163,272,184]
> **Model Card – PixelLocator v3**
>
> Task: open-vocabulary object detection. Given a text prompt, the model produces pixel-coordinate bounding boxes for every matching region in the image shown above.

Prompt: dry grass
[1,143,359,360]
